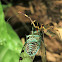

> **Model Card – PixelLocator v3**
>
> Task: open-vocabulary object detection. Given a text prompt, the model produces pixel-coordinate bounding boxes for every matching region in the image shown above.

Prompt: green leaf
[0,45,19,62]
[0,1,23,53]
[6,23,23,53]
[0,1,22,62]
[0,2,7,43]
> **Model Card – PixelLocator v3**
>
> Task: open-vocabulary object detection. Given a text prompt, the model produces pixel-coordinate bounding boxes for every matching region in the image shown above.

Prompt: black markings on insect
[21,50,24,53]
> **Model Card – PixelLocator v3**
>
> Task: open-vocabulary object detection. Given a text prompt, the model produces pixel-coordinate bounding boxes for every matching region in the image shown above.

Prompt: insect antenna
[6,12,31,32]
[7,13,18,22]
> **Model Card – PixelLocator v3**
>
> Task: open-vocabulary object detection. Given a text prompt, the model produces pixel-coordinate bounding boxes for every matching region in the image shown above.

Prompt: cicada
[7,12,46,62]
[17,12,46,62]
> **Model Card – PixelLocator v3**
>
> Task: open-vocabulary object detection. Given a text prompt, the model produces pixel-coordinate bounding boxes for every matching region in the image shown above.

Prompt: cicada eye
[27,37,29,39]
[26,37,29,39]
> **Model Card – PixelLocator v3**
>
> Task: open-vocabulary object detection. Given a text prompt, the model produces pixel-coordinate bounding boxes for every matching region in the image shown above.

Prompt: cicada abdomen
[25,30,41,56]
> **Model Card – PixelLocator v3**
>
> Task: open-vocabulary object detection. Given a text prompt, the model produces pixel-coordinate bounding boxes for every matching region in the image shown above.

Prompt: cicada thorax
[25,30,42,56]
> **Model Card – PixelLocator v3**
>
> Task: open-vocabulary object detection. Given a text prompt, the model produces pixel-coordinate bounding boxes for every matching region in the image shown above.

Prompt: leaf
[6,23,23,53]
[0,1,22,62]
[0,2,7,43]
[0,45,19,62]
[0,1,23,53]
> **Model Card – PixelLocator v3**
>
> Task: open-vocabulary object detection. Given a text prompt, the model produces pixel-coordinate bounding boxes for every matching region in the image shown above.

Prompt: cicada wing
[40,41,46,62]
[39,30,46,62]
